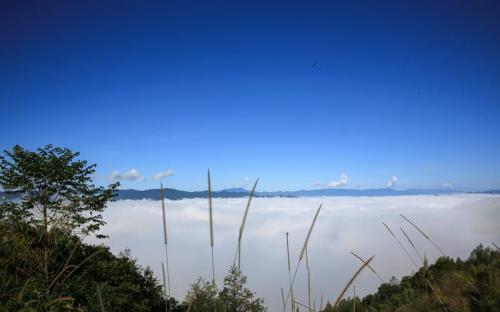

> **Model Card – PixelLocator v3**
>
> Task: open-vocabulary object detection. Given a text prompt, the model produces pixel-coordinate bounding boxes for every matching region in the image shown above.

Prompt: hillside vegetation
[323,245,500,312]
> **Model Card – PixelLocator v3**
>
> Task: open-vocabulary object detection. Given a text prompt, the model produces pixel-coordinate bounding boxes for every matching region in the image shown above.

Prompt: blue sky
[1,1,499,191]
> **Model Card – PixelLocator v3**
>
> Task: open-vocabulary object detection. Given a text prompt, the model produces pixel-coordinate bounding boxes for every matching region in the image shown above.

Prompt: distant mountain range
[114,187,500,200]
[2,188,499,201]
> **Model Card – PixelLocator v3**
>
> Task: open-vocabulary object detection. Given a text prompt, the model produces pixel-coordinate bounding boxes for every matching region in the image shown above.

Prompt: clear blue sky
[1,1,499,191]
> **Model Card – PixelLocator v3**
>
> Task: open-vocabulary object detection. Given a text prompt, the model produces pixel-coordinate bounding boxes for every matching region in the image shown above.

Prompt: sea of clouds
[89,194,500,311]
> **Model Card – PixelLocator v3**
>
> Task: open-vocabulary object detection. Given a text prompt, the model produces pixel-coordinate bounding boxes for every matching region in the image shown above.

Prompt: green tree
[0,144,119,237]
[0,144,118,283]
[0,145,172,311]
[185,278,219,312]
[218,266,266,312]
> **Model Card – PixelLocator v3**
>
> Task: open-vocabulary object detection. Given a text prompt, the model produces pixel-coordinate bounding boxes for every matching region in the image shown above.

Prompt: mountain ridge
[2,188,498,201]
[115,187,492,200]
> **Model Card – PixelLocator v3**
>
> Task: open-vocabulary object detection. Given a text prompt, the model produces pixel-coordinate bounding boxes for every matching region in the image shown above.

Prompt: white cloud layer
[110,169,144,181]
[87,194,500,311]
[387,176,398,188]
[154,170,175,181]
[314,173,349,188]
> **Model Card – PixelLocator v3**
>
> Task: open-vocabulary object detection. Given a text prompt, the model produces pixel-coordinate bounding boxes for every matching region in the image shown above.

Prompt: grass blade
[60,249,104,285]
[285,203,322,310]
[234,178,259,268]
[161,182,168,245]
[306,246,311,312]
[383,222,418,268]
[281,288,286,311]
[333,255,374,308]
[425,278,447,309]
[161,183,171,296]
[400,214,445,256]
[208,169,215,284]
[353,285,355,312]
[294,300,313,311]
[286,232,295,312]
[46,296,75,307]
[162,262,168,312]
[96,284,105,312]
[400,227,424,264]
[350,251,385,283]
[492,242,499,251]
[299,204,322,261]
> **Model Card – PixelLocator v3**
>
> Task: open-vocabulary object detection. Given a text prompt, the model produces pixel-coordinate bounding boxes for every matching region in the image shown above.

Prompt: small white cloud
[235,176,251,188]
[387,176,398,188]
[328,173,348,188]
[124,169,144,181]
[110,169,144,181]
[443,183,453,189]
[154,170,175,181]
[313,173,348,188]
[110,170,122,181]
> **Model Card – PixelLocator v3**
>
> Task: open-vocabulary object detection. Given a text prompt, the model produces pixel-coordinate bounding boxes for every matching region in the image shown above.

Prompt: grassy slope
[324,245,500,311]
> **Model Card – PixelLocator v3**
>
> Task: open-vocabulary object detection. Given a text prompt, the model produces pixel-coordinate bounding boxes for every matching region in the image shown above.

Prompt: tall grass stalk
[286,232,295,312]
[59,249,104,286]
[493,242,500,251]
[383,222,418,268]
[352,285,355,312]
[306,246,311,312]
[350,251,385,283]
[285,203,322,310]
[46,297,75,307]
[162,262,168,312]
[234,178,259,269]
[281,288,286,310]
[299,204,322,262]
[17,278,31,303]
[49,243,79,291]
[425,278,447,309]
[160,183,171,297]
[207,169,215,284]
[294,300,313,311]
[400,227,424,264]
[333,255,374,308]
[400,214,445,256]
[96,284,105,312]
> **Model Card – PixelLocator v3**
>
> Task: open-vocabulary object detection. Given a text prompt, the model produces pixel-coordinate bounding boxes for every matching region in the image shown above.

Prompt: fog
[90,194,500,311]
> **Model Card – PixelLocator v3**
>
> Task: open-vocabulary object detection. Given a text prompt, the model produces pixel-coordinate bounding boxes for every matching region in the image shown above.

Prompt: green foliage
[185,266,266,312]
[0,144,119,237]
[0,219,168,311]
[218,266,266,312]
[322,244,500,312]
[185,278,219,311]
[0,145,170,311]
